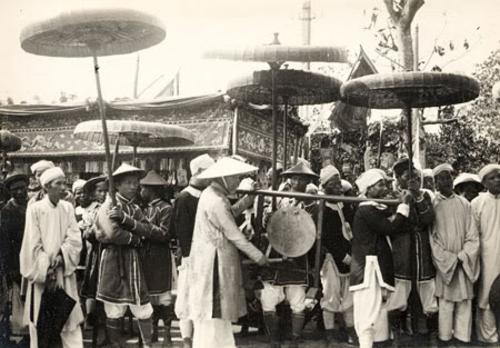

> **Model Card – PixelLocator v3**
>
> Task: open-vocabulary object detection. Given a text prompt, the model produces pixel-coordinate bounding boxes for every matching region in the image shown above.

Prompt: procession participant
[19,166,84,348]
[27,160,54,204]
[472,163,500,343]
[172,153,214,348]
[422,169,435,191]
[350,168,411,348]
[79,176,108,345]
[139,170,175,347]
[259,161,318,348]
[72,179,87,209]
[453,173,483,202]
[388,158,437,336]
[430,163,480,343]
[95,163,155,348]
[187,157,267,348]
[0,171,30,346]
[318,165,356,346]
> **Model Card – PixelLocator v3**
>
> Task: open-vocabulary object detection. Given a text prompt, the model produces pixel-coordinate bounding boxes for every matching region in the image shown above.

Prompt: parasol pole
[92,53,116,206]
[283,97,289,170]
[271,65,278,210]
[111,138,120,171]
[405,106,413,177]
[133,145,138,166]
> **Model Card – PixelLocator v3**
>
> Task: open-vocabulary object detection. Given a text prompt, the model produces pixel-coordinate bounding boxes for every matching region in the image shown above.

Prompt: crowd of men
[0,155,499,348]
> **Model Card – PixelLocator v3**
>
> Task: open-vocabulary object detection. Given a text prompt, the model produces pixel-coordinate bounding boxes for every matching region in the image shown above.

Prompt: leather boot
[289,313,305,348]
[160,305,174,347]
[106,318,124,348]
[138,318,153,348]
[263,311,281,348]
[151,305,161,343]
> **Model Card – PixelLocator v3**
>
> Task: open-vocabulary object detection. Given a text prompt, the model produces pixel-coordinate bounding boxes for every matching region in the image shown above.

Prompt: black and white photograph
[0,1,499,347]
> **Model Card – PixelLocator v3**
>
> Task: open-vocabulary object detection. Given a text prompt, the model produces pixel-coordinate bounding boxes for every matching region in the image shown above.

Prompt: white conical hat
[197,157,258,179]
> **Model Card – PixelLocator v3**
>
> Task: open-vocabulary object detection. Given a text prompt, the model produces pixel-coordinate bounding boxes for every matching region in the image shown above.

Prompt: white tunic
[19,196,84,333]
[430,193,479,301]
[472,192,500,308]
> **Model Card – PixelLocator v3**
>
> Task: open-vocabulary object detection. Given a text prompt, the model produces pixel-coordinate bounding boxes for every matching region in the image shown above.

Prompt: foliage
[427,49,500,171]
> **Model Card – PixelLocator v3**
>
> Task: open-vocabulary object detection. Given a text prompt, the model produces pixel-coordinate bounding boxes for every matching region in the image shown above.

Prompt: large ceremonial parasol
[341,72,480,172]
[204,36,348,190]
[20,8,166,204]
[74,120,195,165]
[227,68,342,169]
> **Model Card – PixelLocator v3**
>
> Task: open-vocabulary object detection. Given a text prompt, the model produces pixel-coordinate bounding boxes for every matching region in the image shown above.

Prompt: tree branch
[383,0,400,22]
[401,0,425,30]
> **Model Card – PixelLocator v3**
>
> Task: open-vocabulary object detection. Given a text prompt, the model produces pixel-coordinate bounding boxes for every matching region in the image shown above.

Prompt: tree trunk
[394,25,414,70]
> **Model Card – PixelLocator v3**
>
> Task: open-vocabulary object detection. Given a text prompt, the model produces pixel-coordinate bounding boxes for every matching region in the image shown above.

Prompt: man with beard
[472,164,500,343]
[20,166,84,347]
[1,171,30,346]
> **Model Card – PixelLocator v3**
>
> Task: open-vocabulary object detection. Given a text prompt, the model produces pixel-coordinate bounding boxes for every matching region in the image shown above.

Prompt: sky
[0,0,499,104]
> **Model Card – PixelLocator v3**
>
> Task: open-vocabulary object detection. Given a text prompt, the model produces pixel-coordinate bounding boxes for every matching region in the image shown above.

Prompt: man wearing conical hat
[259,161,318,348]
[471,164,500,343]
[95,163,157,348]
[139,170,175,347]
[187,157,267,348]
[0,171,30,346]
[27,160,54,205]
[171,153,215,348]
[20,167,84,347]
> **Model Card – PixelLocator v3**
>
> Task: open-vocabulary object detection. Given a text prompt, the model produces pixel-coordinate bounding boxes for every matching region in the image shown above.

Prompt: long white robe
[19,196,84,339]
[430,193,479,301]
[471,192,500,309]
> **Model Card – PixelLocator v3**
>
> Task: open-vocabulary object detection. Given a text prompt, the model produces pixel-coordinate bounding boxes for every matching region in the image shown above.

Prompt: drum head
[267,206,316,257]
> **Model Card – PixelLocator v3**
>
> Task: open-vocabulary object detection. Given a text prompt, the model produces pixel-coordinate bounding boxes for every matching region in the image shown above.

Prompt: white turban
[478,164,500,182]
[355,169,386,195]
[453,173,482,189]
[72,179,87,193]
[320,165,340,185]
[40,167,65,187]
[432,163,454,177]
[190,154,215,176]
[237,177,255,191]
[306,183,319,194]
[422,169,433,178]
[341,179,353,193]
[30,160,55,174]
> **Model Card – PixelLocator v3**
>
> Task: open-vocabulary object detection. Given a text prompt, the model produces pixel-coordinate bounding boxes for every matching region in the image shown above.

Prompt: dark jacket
[171,186,201,257]
[141,198,173,294]
[350,202,408,289]
[0,198,27,283]
[391,191,435,281]
[322,203,354,275]
[96,193,152,305]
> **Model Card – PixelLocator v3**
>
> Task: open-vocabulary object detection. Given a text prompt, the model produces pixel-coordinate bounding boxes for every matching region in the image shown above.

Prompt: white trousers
[386,278,438,314]
[103,302,153,320]
[258,282,306,313]
[193,318,235,348]
[150,291,172,306]
[438,299,472,342]
[476,308,499,343]
[320,254,353,313]
[29,323,83,348]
